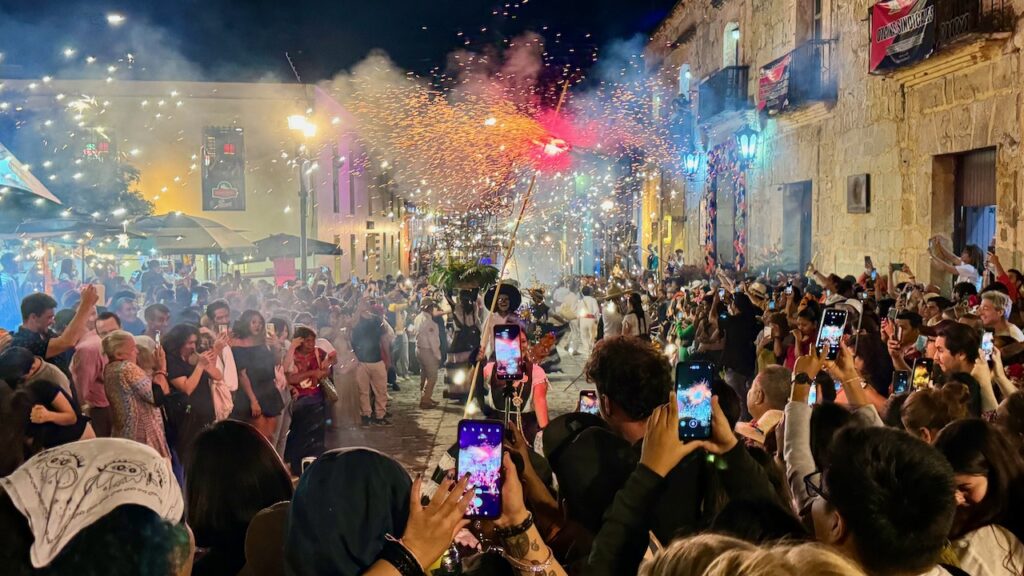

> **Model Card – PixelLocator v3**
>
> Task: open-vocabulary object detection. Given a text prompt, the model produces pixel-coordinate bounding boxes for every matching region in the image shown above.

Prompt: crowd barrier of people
[0,240,1022,576]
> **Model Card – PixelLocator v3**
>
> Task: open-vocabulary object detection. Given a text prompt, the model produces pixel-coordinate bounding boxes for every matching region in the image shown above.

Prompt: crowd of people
[0,238,1023,576]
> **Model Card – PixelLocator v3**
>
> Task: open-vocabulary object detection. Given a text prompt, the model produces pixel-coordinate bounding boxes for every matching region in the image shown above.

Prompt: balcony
[869,0,1013,73]
[935,0,1014,46]
[698,66,749,121]
[759,39,837,115]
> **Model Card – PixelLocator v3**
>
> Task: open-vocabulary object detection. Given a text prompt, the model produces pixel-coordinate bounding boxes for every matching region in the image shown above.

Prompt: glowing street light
[735,125,760,166]
[287,114,316,138]
[106,13,126,26]
[287,113,318,282]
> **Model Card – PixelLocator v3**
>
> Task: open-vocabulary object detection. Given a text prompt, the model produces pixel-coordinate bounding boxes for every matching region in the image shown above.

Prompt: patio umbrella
[252,233,343,260]
[132,213,255,255]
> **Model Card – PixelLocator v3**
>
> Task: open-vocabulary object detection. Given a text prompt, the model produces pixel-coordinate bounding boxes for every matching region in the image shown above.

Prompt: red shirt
[290,347,325,399]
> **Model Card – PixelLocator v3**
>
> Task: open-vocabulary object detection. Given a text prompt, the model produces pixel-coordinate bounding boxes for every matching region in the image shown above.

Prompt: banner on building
[201,127,246,211]
[757,53,792,114]
[869,0,937,73]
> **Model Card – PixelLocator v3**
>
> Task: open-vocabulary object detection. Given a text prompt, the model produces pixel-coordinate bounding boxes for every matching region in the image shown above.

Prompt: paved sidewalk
[326,346,589,474]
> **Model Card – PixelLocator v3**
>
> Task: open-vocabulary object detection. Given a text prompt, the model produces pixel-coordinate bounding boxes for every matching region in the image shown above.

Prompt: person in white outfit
[413,299,442,409]
[578,285,599,354]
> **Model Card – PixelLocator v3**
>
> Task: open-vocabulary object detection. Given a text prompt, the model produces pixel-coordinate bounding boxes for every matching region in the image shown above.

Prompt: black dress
[231,345,285,419]
[25,380,87,448]
[166,354,216,468]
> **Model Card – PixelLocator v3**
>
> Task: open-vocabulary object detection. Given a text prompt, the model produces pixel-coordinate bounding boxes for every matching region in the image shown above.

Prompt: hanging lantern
[683,151,702,178]
[735,125,760,165]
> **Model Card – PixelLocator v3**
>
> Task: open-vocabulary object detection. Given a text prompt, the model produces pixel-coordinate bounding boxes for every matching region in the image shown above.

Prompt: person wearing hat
[481,283,525,359]
[746,282,769,310]
[413,299,442,409]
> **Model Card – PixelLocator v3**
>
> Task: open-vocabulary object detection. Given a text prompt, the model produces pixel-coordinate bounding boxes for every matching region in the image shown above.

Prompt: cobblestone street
[326,346,588,475]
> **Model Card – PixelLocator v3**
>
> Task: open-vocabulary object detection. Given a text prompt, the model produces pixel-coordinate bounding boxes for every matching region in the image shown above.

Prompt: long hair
[962,245,985,271]
[934,418,1024,542]
[161,324,199,360]
[627,293,647,333]
[233,309,266,340]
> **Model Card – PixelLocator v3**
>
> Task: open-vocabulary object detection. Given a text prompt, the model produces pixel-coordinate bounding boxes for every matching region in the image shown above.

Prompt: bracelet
[153,371,168,377]
[379,537,424,576]
[494,512,534,538]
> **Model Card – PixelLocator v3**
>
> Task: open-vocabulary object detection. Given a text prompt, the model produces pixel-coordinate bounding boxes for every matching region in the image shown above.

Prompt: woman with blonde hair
[102,330,172,459]
[640,534,865,576]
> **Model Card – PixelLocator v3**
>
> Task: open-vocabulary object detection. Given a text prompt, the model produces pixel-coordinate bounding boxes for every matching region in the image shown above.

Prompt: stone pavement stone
[326,346,589,474]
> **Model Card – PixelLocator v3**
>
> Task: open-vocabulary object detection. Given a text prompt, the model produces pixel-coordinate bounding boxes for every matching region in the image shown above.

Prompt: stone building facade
[646,0,1023,288]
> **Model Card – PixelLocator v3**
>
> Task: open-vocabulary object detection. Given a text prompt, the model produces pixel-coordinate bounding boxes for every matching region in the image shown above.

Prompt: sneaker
[361,416,371,427]
[371,417,393,427]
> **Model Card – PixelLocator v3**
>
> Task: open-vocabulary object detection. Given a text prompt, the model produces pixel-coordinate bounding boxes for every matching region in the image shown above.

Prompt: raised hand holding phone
[641,391,705,477]
[400,474,473,572]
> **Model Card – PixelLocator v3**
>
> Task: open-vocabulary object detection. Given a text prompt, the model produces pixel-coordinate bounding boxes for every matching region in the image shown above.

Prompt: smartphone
[893,370,910,395]
[577,390,600,415]
[493,324,523,380]
[321,266,329,274]
[154,330,161,345]
[191,293,199,306]
[864,256,874,270]
[457,419,503,519]
[762,326,772,341]
[870,269,878,281]
[785,284,793,295]
[887,307,899,324]
[718,311,729,321]
[266,325,276,339]
[768,300,776,310]
[895,325,904,343]
[217,324,228,335]
[858,292,867,301]
[718,288,725,298]
[676,362,714,441]
[807,385,817,406]
[982,331,994,361]
[912,358,933,389]
[816,309,848,361]
[890,262,905,273]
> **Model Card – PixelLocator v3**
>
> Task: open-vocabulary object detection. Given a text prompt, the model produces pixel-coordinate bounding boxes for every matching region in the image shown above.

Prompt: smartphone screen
[577,390,600,415]
[816,309,848,361]
[888,308,899,324]
[768,300,776,310]
[457,419,503,519]
[493,324,523,380]
[217,324,228,335]
[785,285,793,295]
[676,362,713,441]
[154,331,161,345]
[870,269,878,281]
[807,385,817,405]
[893,370,910,394]
[982,332,994,361]
[912,358,933,389]
[718,288,725,298]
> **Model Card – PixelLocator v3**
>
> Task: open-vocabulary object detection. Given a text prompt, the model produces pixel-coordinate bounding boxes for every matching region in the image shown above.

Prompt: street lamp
[288,114,316,283]
[683,150,701,178]
[735,125,760,166]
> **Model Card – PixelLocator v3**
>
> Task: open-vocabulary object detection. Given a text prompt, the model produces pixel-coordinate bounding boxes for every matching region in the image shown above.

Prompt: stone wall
[648,0,1024,288]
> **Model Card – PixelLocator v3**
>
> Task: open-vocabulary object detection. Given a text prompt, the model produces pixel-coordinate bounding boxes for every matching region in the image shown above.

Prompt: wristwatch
[792,372,813,386]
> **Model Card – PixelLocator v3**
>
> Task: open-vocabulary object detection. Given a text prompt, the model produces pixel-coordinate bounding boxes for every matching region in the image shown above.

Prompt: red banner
[870,0,936,73]
[758,53,792,113]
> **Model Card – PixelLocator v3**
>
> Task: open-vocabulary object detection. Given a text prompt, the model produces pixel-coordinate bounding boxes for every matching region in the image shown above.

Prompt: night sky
[0,0,677,82]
